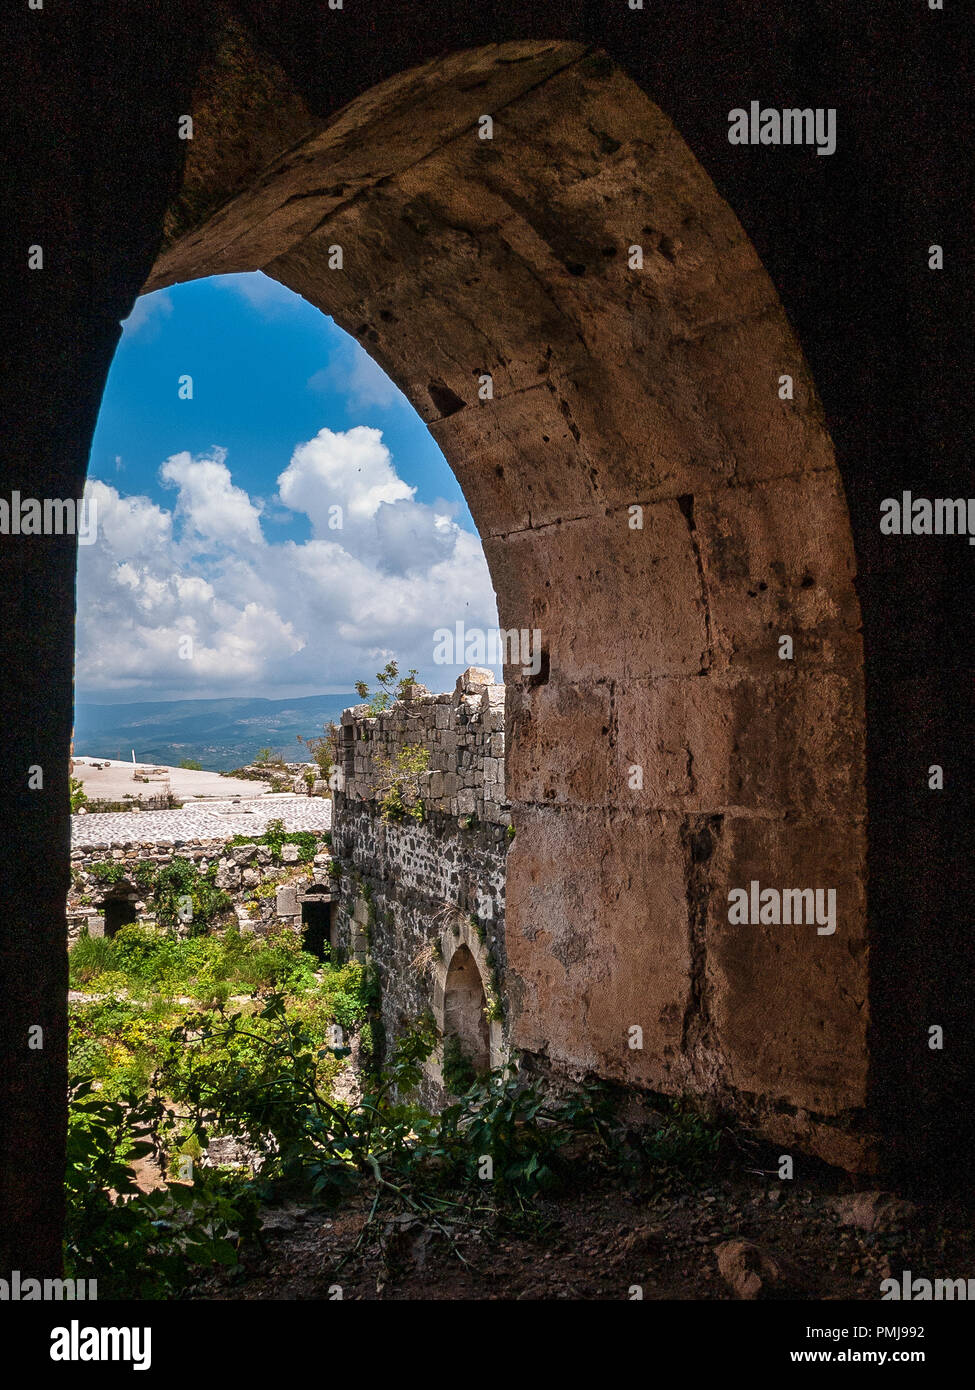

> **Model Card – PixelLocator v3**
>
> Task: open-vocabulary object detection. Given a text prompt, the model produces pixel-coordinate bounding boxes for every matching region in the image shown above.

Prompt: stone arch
[432,917,504,1084]
[443,945,491,1077]
[99,882,139,940]
[143,40,867,1163]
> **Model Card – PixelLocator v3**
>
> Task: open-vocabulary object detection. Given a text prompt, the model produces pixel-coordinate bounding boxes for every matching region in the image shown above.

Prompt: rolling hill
[73,693,357,772]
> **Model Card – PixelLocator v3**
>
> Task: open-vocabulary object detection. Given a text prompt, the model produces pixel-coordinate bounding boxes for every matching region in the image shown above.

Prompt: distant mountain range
[74,693,358,772]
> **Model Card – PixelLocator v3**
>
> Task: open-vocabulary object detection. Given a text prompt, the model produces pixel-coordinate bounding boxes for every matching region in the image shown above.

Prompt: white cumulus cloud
[76,427,498,700]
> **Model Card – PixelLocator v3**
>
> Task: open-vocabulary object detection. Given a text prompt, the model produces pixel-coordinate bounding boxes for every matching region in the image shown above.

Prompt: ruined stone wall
[67,832,333,940]
[331,671,509,1098]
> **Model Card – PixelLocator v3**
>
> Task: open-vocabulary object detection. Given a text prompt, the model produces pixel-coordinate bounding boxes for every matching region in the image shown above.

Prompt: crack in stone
[677,492,715,673]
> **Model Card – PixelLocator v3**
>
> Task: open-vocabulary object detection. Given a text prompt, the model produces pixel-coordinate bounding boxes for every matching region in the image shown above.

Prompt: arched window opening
[442,944,490,1089]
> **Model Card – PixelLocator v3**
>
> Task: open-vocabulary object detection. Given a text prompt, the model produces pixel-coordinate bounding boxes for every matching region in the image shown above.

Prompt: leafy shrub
[354,659,418,715]
[228,820,320,864]
[634,1100,721,1191]
[88,861,128,885]
[298,721,342,784]
[442,1033,478,1094]
[133,860,158,891]
[151,858,232,932]
[377,745,429,824]
[64,1080,259,1298]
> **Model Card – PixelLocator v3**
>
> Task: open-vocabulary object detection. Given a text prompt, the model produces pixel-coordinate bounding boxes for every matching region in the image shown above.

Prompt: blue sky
[90,273,474,541]
[77,273,498,703]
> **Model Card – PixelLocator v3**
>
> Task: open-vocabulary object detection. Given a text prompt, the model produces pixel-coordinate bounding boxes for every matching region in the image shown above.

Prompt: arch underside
[149,40,868,1165]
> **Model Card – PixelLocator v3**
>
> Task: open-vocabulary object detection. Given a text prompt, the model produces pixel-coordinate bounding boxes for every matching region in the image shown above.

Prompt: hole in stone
[527,647,550,687]
[428,380,466,417]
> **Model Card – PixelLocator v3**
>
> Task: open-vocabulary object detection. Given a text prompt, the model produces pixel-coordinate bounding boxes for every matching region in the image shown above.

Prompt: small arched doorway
[102,888,138,940]
[443,944,491,1082]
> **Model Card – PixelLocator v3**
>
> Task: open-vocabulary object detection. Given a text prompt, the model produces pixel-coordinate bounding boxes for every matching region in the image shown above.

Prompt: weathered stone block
[276,885,299,916]
[504,805,690,1091]
[705,813,869,1121]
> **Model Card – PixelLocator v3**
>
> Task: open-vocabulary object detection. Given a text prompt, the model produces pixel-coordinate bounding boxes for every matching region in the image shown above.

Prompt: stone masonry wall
[67,800,334,941]
[331,669,510,1100]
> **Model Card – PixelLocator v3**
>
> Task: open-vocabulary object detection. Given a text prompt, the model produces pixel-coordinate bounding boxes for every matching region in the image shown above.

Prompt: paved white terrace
[72,794,332,849]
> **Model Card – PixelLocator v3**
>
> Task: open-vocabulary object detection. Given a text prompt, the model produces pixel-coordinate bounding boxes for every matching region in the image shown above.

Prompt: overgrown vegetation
[67,907,723,1298]
[442,1033,479,1094]
[66,921,375,1296]
[152,859,234,933]
[227,817,327,864]
[297,720,342,789]
[376,745,430,824]
[70,776,88,813]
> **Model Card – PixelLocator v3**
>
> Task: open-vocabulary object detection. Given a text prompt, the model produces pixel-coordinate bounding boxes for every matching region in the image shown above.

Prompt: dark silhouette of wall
[1,1,969,1276]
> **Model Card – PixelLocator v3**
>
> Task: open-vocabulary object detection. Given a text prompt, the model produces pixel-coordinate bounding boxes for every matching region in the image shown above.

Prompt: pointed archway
[145,40,868,1166]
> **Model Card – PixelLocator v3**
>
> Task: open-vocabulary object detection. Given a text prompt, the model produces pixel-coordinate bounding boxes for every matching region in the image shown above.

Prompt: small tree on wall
[355,660,419,715]
[376,745,430,823]
[297,720,342,788]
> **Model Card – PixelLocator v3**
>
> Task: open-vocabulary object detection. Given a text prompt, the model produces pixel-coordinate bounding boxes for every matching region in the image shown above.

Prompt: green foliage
[484,981,504,1023]
[67,924,720,1294]
[228,819,320,864]
[377,744,430,824]
[151,857,232,933]
[69,933,115,986]
[64,1080,259,1298]
[354,660,419,715]
[506,824,516,841]
[179,758,203,770]
[255,748,274,765]
[70,777,88,813]
[442,1034,478,1094]
[89,861,128,884]
[133,860,158,891]
[67,929,375,1114]
[298,720,342,785]
[632,1099,721,1192]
